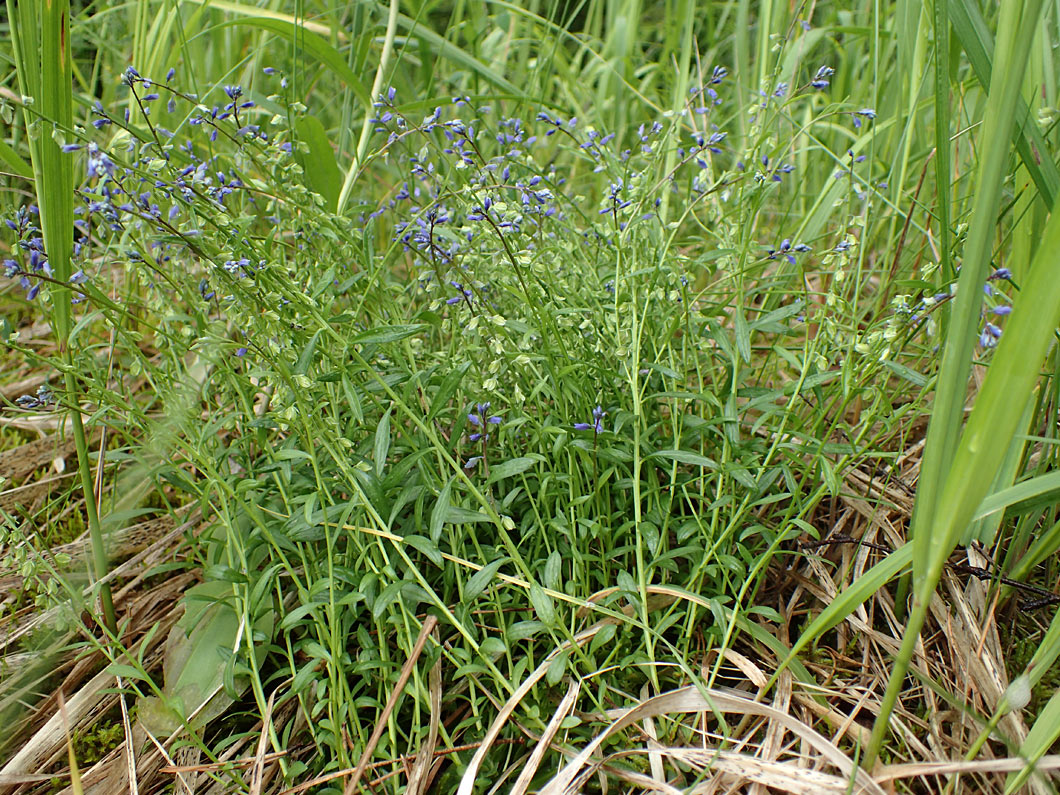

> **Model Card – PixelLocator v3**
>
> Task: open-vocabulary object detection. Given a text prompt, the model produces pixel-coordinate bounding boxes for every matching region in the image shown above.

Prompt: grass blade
[1004,687,1060,792]
[948,0,1060,206]
[8,0,117,636]
[869,0,1049,765]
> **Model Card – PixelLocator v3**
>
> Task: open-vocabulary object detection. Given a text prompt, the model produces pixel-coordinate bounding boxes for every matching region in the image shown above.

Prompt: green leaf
[487,455,543,484]
[648,449,718,469]
[616,570,638,599]
[294,329,322,375]
[136,581,273,737]
[529,583,556,626]
[294,115,342,211]
[546,649,570,685]
[351,324,427,345]
[464,558,507,601]
[292,660,319,694]
[427,362,471,422]
[404,534,443,566]
[429,477,453,543]
[203,564,248,584]
[589,622,617,655]
[444,506,491,524]
[342,374,364,423]
[544,550,562,591]
[881,359,929,388]
[372,581,405,620]
[279,601,326,630]
[748,300,805,332]
[479,637,506,658]
[507,620,545,641]
[374,406,392,478]
[732,307,752,363]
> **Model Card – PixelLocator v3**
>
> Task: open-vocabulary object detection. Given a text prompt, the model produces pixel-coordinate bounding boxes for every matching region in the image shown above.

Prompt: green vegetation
[2,0,1060,792]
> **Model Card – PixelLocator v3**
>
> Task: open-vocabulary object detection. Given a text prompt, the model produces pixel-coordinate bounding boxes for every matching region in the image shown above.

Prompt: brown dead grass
[1,359,1057,794]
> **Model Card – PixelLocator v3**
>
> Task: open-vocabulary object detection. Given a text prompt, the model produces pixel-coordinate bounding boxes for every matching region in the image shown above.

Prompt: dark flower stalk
[466,401,502,478]
[575,405,605,488]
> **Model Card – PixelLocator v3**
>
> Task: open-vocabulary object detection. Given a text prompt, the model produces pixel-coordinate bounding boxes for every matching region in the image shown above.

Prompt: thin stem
[337,0,401,213]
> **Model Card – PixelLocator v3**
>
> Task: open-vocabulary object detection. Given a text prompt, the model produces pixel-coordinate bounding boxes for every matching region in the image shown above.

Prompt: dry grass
[1,410,1057,794]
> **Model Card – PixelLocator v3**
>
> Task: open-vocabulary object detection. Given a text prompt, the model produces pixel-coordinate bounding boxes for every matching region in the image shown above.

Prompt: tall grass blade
[870,0,1052,763]
[864,0,1047,767]
[7,0,117,635]
[212,16,372,106]
[933,0,952,284]
[948,0,1060,206]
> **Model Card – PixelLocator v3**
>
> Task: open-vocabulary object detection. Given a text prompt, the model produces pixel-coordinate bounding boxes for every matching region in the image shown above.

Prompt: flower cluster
[766,238,811,266]
[446,281,474,306]
[851,108,876,129]
[3,205,48,300]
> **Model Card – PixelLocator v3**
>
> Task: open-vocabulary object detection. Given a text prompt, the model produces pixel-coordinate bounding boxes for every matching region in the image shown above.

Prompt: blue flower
[766,239,809,265]
[468,402,502,442]
[574,405,605,434]
[852,109,876,128]
[811,65,834,89]
[446,281,473,305]
[705,131,726,153]
[979,323,1003,348]
[16,384,53,410]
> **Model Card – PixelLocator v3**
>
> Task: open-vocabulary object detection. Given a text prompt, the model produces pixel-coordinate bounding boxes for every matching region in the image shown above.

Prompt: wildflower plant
[0,42,898,783]
[4,1,1034,789]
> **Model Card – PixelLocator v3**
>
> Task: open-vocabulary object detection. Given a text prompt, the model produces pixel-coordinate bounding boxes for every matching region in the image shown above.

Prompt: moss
[72,714,125,767]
